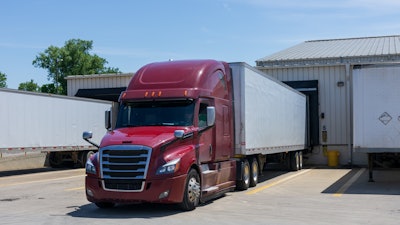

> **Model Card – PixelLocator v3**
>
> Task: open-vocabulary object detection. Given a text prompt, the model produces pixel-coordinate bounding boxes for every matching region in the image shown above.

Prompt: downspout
[345,63,353,165]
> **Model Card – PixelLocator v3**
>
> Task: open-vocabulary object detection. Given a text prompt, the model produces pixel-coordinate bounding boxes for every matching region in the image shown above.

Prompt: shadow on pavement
[0,167,66,177]
[67,203,183,219]
[322,168,400,195]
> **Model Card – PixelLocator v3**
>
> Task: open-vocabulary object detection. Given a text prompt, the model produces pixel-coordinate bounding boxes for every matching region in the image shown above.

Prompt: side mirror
[83,131,93,140]
[207,106,216,126]
[82,131,99,148]
[105,110,111,130]
[174,130,184,139]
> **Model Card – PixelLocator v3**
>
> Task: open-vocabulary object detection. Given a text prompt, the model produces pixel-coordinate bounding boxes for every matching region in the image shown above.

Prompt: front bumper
[85,174,187,204]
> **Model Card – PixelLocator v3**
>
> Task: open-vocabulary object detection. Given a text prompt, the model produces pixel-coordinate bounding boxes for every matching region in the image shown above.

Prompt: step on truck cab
[84,60,307,210]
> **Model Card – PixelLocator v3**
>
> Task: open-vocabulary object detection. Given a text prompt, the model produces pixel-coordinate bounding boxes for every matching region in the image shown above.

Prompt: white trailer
[230,62,307,176]
[0,88,112,167]
[353,64,400,181]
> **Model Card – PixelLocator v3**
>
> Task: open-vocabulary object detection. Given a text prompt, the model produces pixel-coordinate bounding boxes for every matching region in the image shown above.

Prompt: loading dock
[256,35,400,170]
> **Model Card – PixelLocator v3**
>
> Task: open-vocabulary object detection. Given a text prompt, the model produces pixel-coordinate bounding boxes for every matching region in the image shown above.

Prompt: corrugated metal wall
[66,73,134,97]
[259,65,349,146]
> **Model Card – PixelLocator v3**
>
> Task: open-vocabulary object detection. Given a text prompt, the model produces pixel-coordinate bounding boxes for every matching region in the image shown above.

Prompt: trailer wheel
[48,152,63,168]
[95,202,115,208]
[236,159,250,191]
[79,150,95,168]
[249,157,259,187]
[290,151,300,171]
[179,169,200,211]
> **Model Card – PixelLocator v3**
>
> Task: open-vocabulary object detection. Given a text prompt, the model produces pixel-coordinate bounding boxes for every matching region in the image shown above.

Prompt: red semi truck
[83,60,307,210]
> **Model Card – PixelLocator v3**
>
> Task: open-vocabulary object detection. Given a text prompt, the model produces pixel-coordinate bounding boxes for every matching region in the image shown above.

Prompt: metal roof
[65,72,134,80]
[256,35,400,67]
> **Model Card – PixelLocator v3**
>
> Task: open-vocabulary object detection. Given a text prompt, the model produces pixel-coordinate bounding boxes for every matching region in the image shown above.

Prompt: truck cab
[85,60,237,210]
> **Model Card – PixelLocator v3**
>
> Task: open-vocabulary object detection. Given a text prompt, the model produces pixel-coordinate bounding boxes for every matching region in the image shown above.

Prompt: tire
[79,150,95,168]
[95,202,115,208]
[179,169,200,211]
[290,151,300,171]
[236,159,250,191]
[249,157,259,187]
[48,152,63,168]
[298,151,303,170]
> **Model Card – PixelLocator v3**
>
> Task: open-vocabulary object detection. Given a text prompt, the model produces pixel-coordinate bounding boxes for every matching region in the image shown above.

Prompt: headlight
[85,157,97,175]
[156,158,181,175]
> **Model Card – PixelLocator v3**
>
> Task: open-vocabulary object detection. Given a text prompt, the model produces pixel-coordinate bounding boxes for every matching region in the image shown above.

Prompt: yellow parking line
[333,168,365,197]
[246,169,312,195]
[65,186,85,191]
[0,175,84,188]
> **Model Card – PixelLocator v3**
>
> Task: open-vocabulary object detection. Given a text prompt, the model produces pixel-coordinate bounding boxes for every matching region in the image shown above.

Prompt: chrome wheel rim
[252,161,258,183]
[187,177,200,203]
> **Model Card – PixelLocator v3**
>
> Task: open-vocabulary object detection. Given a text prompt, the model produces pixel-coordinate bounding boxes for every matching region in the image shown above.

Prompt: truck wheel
[95,202,115,208]
[290,151,300,171]
[236,159,250,191]
[298,151,303,170]
[249,157,258,187]
[179,169,200,211]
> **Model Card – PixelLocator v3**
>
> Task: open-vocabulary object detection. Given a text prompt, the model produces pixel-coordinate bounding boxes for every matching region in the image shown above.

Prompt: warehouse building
[66,73,133,101]
[256,35,400,166]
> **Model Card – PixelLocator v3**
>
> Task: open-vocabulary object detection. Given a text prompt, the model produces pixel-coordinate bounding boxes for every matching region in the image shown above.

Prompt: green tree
[32,39,121,95]
[18,79,40,92]
[40,83,57,94]
[0,71,7,88]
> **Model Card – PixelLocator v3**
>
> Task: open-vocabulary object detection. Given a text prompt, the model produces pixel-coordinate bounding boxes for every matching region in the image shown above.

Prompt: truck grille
[99,145,152,192]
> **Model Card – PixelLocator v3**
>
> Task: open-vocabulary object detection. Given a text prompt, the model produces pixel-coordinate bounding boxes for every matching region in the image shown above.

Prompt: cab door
[197,100,215,163]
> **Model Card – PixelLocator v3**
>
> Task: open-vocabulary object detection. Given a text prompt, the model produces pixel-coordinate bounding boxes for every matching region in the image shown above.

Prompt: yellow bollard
[327,150,340,167]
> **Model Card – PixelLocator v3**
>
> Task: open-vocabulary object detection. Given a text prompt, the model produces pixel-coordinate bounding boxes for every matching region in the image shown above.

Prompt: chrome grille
[100,145,152,192]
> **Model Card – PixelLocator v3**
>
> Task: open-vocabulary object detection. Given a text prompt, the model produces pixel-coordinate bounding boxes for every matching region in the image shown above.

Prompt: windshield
[116,100,195,128]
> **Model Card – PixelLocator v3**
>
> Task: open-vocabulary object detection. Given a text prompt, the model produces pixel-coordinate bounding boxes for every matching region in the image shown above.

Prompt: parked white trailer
[230,63,307,156]
[0,88,112,167]
[353,64,400,181]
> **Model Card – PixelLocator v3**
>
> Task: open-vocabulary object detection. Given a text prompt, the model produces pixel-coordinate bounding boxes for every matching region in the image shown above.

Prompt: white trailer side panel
[230,63,307,155]
[0,88,111,152]
[353,65,400,152]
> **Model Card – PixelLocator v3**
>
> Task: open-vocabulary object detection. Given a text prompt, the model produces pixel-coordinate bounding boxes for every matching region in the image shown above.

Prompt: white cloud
[223,0,400,13]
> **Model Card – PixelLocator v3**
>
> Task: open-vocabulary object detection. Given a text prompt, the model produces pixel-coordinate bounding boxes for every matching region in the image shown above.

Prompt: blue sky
[1,0,400,89]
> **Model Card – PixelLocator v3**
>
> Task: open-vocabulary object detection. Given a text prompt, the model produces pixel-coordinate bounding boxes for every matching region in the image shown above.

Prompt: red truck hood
[100,126,192,148]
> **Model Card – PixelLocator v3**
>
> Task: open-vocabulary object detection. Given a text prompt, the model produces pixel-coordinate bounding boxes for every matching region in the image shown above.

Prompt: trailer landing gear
[368,153,375,182]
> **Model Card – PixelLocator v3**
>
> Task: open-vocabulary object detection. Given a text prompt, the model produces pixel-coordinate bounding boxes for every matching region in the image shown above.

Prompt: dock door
[283,80,319,150]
